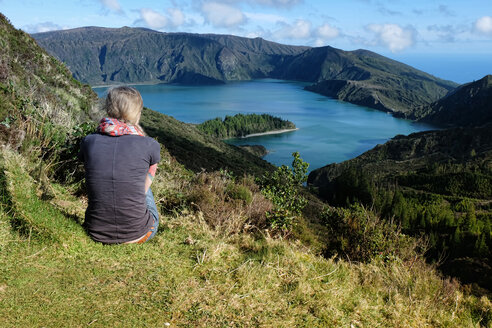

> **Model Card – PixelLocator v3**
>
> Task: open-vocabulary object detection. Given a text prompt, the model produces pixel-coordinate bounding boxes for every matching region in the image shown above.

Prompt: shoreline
[91,80,164,89]
[240,128,299,138]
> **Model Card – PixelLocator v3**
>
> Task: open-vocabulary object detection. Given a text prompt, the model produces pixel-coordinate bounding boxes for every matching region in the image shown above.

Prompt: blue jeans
[144,188,159,242]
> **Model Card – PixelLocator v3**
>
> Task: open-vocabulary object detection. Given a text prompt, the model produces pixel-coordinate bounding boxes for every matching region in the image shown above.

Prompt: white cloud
[313,23,339,46]
[23,22,64,33]
[253,0,302,7]
[99,0,122,13]
[201,2,246,28]
[366,23,415,52]
[316,23,339,40]
[139,8,168,29]
[475,16,492,37]
[275,19,311,39]
[168,8,185,27]
[137,8,186,30]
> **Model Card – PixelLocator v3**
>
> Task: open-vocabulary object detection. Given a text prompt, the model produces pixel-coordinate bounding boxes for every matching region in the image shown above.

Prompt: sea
[92,57,491,172]
[388,53,492,84]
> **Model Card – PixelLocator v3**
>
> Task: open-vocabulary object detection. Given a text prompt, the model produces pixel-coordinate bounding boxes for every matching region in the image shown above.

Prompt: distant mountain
[414,75,492,127]
[32,27,308,85]
[32,27,457,117]
[274,47,457,114]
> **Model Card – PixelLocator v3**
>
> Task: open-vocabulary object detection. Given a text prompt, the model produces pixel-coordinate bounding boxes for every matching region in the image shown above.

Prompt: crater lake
[94,79,436,171]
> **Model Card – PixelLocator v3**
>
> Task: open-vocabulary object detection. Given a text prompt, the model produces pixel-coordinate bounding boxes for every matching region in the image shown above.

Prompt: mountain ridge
[32,26,457,117]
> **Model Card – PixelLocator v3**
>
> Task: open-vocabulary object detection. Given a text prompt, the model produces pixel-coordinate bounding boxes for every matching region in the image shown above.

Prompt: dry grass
[188,171,273,236]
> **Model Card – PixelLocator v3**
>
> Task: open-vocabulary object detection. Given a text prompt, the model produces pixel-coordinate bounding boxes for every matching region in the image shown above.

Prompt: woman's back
[80,133,160,243]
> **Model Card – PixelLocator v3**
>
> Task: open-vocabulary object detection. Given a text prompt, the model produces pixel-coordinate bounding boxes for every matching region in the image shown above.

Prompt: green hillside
[415,75,492,127]
[308,124,492,290]
[276,47,457,115]
[33,26,457,117]
[0,12,491,327]
[139,109,273,176]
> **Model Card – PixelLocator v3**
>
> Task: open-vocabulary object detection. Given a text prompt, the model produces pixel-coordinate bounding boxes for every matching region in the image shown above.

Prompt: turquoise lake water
[94,80,436,171]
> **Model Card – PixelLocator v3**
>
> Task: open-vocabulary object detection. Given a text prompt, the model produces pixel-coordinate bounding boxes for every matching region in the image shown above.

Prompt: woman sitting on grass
[79,86,160,244]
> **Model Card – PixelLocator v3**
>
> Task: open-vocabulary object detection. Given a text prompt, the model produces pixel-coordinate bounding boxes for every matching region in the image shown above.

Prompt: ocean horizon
[388,53,492,84]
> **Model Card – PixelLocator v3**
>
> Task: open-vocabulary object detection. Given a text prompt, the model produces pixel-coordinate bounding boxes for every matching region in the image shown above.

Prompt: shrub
[257,152,309,232]
[226,182,252,205]
[52,121,97,184]
[321,203,423,262]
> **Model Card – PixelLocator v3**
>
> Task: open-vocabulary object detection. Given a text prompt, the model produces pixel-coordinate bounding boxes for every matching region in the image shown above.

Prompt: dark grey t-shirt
[79,133,161,244]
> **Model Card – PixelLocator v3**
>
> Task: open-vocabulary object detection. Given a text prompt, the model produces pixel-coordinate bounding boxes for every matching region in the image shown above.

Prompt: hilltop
[415,75,492,127]
[33,26,457,117]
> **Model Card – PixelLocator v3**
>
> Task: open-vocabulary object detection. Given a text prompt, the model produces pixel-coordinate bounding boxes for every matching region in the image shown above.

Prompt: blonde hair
[104,86,143,125]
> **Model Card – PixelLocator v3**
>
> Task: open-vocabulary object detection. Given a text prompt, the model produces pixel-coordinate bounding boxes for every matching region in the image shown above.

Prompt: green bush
[258,152,309,231]
[321,203,420,262]
[226,183,252,205]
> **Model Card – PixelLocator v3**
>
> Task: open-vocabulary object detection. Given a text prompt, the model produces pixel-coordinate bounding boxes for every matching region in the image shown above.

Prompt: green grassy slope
[140,109,273,176]
[1,148,489,327]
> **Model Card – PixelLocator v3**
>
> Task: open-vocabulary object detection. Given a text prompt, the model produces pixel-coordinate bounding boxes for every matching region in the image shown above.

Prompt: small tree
[258,152,309,232]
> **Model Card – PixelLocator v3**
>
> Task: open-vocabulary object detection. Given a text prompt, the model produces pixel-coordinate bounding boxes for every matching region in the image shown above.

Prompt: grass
[0,148,489,327]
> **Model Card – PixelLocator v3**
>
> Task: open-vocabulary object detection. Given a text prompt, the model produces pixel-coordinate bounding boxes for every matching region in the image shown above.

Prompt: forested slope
[308,124,492,289]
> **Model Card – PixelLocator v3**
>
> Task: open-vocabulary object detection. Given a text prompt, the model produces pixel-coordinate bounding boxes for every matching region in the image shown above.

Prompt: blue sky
[2,0,492,52]
[2,0,492,81]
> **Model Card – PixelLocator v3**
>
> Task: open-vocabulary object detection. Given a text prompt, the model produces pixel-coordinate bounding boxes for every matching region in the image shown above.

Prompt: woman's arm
[145,163,158,193]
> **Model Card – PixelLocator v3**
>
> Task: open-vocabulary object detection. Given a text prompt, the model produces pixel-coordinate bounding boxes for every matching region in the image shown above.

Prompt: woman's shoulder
[143,136,160,148]
[81,132,100,144]
[123,135,160,152]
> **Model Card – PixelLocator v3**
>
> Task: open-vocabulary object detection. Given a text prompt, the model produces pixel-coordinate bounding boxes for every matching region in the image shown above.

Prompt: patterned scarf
[97,117,144,137]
